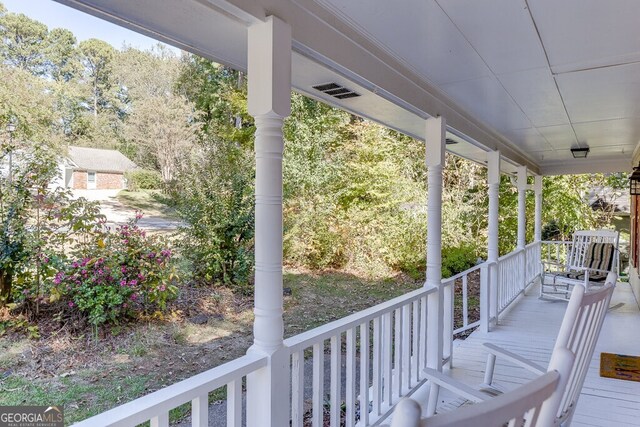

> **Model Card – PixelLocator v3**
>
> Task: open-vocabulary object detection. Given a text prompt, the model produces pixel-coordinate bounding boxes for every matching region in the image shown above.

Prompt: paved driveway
[72,190,182,231]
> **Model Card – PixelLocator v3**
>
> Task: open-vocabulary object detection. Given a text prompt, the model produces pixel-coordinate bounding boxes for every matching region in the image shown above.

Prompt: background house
[64,146,137,190]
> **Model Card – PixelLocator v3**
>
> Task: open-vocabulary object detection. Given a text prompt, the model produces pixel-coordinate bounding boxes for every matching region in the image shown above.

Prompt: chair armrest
[482,343,546,375]
[541,260,564,268]
[423,368,488,403]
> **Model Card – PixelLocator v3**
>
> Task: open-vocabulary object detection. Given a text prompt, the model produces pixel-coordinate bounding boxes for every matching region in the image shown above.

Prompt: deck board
[432,282,640,427]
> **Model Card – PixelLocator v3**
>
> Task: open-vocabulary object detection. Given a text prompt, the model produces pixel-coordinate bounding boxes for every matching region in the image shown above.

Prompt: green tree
[0,146,58,305]
[124,95,200,183]
[78,38,117,119]
[46,28,79,82]
[177,56,251,144]
[0,64,54,142]
[0,8,48,75]
[174,55,254,287]
[116,45,194,171]
[115,45,181,101]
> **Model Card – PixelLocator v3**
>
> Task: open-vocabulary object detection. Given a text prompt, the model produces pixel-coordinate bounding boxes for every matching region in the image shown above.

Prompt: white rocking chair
[423,273,616,426]
[541,230,619,300]
[389,364,568,427]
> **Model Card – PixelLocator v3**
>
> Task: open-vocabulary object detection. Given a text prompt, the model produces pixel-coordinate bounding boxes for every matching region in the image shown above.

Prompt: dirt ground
[0,269,424,425]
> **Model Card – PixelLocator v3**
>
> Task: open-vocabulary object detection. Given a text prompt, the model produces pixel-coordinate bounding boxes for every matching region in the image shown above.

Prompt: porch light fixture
[570,147,589,158]
[630,163,640,195]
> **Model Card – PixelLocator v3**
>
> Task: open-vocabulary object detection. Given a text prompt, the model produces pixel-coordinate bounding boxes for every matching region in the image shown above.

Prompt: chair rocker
[541,230,618,300]
[422,274,615,426]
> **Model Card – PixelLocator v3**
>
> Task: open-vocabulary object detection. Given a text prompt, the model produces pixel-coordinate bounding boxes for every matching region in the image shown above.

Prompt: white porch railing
[72,353,267,427]
[495,242,542,316]
[525,241,542,284]
[442,264,482,336]
[284,286,436,427]
[496,248,525,315]
[71,243,546,427]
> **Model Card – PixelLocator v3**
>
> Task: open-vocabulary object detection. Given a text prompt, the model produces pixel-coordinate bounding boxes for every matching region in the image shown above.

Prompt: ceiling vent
[312,83,360,100]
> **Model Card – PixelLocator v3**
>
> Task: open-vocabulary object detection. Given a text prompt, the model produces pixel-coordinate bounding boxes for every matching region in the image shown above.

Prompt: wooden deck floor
[421,282,640,427]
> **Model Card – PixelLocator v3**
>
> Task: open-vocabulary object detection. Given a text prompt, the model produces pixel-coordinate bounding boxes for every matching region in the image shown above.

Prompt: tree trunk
[93,77,98,120]
[0,269,13,307]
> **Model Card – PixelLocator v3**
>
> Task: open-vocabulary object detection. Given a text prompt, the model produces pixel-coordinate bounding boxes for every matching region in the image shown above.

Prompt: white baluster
[372,318,382,416]
[411,300,420,384]
[150,413,169,427]
[291,351,304,426]
[312,343,324,427]
[420,296,428,372]
[394,307,403,398]
[227,379,242,427]
[402,305,411,390]
[330,335,341,426]
[346,328,356,427]
[383,312,393,406]
[192,393,209,427]
[462,275,469,328]
[360,322,370,425]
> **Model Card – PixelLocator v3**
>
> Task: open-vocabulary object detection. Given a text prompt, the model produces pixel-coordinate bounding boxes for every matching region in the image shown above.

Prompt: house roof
[589,186,630,214]
[67,146,137,173]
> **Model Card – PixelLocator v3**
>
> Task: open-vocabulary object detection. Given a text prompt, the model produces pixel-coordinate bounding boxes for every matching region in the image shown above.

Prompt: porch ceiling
[55,0,640,175]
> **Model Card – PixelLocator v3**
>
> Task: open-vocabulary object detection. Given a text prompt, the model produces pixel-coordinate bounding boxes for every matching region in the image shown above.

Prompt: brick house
[64,146,137,190]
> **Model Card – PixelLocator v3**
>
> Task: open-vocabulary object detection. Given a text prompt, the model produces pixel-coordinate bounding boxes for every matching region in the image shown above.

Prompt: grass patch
[0,372,149,424]
[283,270,421,336]
[117,190,178,218]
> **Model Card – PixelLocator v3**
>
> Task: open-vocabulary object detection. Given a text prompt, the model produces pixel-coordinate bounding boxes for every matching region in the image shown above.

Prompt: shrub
[441,244,478,278]
[284,199,348,270]
[382,211,427,279]
[175,142,255,292]
[51,216,178,325]
[126,169,163,191]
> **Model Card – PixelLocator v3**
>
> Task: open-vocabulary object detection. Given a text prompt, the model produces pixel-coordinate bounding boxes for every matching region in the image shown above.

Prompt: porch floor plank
[432,282,640,427]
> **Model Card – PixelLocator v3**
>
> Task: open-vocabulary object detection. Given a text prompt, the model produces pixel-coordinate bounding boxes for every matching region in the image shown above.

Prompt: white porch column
[534,175,543,242]
[425,116,445,413]
[487,151,500,327]
[246,16,291,427]
[516,166,528,249]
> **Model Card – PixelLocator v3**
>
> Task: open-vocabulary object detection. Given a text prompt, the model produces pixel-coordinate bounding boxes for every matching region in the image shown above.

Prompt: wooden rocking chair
[541,230,618,300]
[422,274,615,426]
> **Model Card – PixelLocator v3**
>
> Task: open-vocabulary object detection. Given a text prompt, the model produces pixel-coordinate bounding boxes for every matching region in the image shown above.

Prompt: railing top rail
[524,241,541,249]
[541,240,572,244]
[497,247,525,262]
[72,353,267,427]
[441,262,485,284]
[284,286,436,352]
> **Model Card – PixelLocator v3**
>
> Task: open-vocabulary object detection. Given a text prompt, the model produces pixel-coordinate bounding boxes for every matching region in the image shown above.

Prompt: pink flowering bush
[53,215,178,325]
